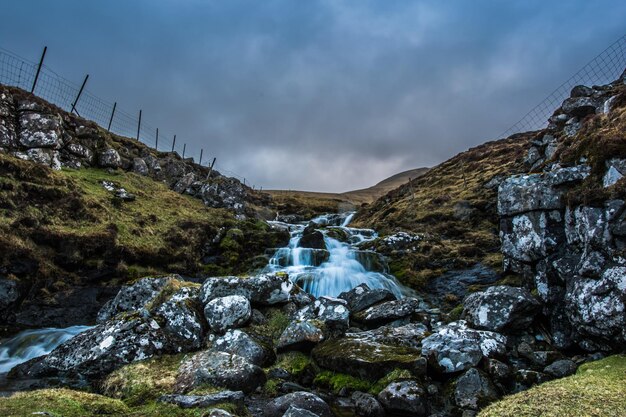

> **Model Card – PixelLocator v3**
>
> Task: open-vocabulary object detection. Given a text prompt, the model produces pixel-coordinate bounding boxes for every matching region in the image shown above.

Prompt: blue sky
[2,1,625,191]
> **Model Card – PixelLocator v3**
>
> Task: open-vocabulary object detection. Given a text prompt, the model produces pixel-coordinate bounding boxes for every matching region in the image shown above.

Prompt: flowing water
[265,211,412,298]
[0,325,91,374]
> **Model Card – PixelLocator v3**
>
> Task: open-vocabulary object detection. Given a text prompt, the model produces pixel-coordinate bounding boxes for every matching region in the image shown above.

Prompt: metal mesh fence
[500,33,626,138]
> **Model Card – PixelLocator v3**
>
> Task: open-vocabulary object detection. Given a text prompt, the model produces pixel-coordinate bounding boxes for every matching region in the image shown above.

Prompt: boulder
[209,329,275,367]
[565,267,626,347]
[201,274,294,306]
[312,328,426,380]
[175,350,266,394]
[500,211,563,263]
[453,368,499,410]
[277,320,324,351]
[462,286,541,333]
[560,96,599,117]
[97,276,175,323]
[264,392,333,417]
[298,225,326,250]
[66,143,93,160]
[421,321,507,374]
[338,284,396,313]
[155,287,205,351]
[99,148,122,168]
[132,158,149,176]
[351,391,385,417]
[158,391,245,408]
[377,380,428,417]
[10,315,174,379]
[0,278,19,311]
[204,295,251,333]
[18,111,62,148]
[543,359,577,378]
[353,297,422,326]
[283,406,320,417]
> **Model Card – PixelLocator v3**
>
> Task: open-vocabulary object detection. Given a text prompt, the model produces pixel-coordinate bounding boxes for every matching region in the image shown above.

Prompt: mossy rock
[312,337,426,380]
[479,355,626,417]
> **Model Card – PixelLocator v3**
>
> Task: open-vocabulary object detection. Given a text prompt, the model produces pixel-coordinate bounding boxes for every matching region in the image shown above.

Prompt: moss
[479,355,626,417]
[448,304,464,321]
[314,371,372,394]
[248,308,290,343]
[101,354,185,406]
[370,369,414,394]
[0,388,129,417]
[271,351,314,377]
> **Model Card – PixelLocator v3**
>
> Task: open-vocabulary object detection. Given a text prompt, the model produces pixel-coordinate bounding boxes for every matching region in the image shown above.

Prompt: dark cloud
[2,0,625,191]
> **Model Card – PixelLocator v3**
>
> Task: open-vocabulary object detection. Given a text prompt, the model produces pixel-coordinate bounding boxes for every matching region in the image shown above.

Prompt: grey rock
[210,329,275,367]
[377,380,428,417]
[175,350,265,394]
[159,391,244,408]
[277,320,324,351]
[463,286,541,333]
[353,297,422,326]
[570,85,594,98]
[604,158,626,187]
[155,287,205,351]
[97,276,175,323]
[264,392,333,417]
[10,315,173,379]
[544,359,577,378]
[66,143,93,160]
[485,359,511,382]
[500,211,562,263]
[201,274,294,306]
[283,405,320,417]
[352,391,384,417]
[99,148,122,168]
[454,368,499,410]
[0,278,19,310]
[561,96,598,117]
[18,111,62,148]
[204,295,251,333]
[132,158,149,176]
[421,321,507,374]
[338,284,396,313]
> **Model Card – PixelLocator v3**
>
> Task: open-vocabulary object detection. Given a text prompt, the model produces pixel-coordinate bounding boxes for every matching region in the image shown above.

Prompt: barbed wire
[500,33,626,138]
[0,46,253,185]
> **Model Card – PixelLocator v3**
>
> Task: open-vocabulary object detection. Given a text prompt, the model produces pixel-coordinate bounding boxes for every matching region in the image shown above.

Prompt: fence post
[31,46,47,94]
[70,74,89,116]
[206,157,216,180]
[171,135,176,152]
[107,102,117,131]
[136,110,142,141]
[182,143,186,159]
[199,149,203,165]
[155,128,159,150]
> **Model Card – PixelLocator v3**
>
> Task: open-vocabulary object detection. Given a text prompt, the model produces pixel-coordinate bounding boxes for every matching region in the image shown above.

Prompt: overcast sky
[2,1,625,192]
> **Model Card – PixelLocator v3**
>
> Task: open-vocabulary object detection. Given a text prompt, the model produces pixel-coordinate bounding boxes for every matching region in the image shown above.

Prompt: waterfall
[266,212,410,298]
[0,326,91,373]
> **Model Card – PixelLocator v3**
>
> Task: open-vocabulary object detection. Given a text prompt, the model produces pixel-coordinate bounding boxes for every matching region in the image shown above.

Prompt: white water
[266,212,410,298]
[0,326,91,373]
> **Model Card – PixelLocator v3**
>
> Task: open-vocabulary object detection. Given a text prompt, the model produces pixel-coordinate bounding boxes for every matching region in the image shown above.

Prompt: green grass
[479,355,626,417]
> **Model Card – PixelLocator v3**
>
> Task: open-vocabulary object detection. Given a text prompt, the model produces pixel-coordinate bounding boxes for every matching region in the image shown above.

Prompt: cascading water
[0,326,91,373]
[265,212,411,298]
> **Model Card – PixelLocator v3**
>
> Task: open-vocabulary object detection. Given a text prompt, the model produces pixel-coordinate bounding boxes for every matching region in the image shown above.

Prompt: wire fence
[500,33,626,138]
[0,46,254,186]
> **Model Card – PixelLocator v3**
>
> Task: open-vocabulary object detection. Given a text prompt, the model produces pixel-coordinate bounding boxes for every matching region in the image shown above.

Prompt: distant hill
[266,167,429,217]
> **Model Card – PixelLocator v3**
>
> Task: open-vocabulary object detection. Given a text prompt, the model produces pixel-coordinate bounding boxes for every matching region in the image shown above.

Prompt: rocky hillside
[0,85,288,329]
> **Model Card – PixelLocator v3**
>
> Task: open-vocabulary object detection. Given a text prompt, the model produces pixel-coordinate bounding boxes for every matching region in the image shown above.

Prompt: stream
[0,211,411,385]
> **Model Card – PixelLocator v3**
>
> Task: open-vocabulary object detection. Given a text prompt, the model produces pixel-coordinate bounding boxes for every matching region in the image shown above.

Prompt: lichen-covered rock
[201,274,294,306]
[282,405,320,417]
[10,315,174,379]
[99,148,122,168]
[421,321,507,374]
[565,267,626,348]
[66,143,93,160]
[204,295,251,333]
[500,211,563,262]
[352,391,385,417]
[293,296,350,336]
[175,350,266,394]
[462,286,541,333]
[353,297,423,326]
[338,283,396,313]
[264,392,333,417]
[377,380,428,417]
[312,330,426,380]
[453,368,499,410]
[209,329,275,367]
[155,287,205,351]
[132,157,149,176]
[277,320,324,352]
[18,111,63,148]
[497,165,590,216]
[158,391,245,408]
[97,276,176,323]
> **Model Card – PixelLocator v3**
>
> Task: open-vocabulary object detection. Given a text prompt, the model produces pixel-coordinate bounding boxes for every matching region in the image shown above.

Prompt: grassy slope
[0,152,286,298]
[480,355,626,417]
[352,134,532,291]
